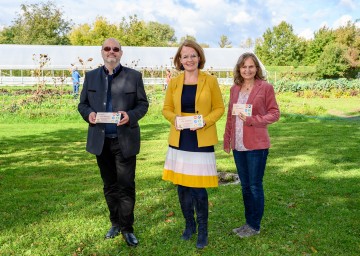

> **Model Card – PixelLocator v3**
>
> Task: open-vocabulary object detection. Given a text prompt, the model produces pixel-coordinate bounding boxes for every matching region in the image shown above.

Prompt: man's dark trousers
[96,137,136,233]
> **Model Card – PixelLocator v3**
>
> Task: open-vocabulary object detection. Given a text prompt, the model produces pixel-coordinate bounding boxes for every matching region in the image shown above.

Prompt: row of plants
[267,70,318,81]
[3,76,359,94]
[1,87,77,120]
[273,78,360,96]
[265,65,317,82]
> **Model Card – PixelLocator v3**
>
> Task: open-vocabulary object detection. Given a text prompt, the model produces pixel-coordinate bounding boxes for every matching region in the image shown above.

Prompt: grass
[276,92,360,118]
[0,86,359,255]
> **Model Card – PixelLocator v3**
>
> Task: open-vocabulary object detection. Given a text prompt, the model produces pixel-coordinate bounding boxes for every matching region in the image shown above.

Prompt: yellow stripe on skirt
[162,147,218,188]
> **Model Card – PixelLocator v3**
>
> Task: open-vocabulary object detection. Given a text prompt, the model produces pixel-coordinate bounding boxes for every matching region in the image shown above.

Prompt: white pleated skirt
[163,147,218,188]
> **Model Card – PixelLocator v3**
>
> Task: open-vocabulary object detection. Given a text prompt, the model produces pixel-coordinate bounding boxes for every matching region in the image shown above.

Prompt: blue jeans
[73,83,79,95]
[233,149,268,231]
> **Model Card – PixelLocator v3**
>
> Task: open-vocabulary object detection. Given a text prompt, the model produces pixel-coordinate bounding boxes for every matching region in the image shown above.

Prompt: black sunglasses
[103,46,121,52]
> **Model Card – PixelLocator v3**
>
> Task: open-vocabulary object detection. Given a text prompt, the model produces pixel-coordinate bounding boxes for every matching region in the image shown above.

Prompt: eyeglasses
[181,54,199,60]
[103,46,121,52]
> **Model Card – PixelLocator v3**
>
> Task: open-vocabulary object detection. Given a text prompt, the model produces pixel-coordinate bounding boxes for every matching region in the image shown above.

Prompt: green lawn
[0,86,359,255]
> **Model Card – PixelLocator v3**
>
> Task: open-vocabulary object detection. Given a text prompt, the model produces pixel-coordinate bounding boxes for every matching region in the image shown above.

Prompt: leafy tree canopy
[69,15,177,47]
[334,21,360,68]
[255,21,306,66]
[316,43,350,78]
[303,26,335,65]
[240,37,254,49]
[218,35,232,48]
[178,35,197,44]
[0,1,72,45]
[177,35,209,48]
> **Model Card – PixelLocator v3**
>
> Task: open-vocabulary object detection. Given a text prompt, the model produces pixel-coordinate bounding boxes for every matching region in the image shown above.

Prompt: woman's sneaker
[236,225,260,238]
[232,224,250,234]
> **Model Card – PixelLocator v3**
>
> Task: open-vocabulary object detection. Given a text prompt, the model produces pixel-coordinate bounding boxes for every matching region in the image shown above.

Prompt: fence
[0,69,235,86]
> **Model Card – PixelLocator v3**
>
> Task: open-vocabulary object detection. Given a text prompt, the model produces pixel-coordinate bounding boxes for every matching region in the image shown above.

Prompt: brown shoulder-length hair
[173,40,206,71]
[233,52,265,85]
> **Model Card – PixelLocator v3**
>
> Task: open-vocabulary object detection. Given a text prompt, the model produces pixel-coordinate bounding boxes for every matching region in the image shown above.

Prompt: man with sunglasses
[78,38,149,247]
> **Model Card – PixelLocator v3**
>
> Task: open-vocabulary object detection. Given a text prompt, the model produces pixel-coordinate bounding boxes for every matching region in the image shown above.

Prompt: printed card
[176,115,204,129]
[232,104,253,116]
[95,112,121,124]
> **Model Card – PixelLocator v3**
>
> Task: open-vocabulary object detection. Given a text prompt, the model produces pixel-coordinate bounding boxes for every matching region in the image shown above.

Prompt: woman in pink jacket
[223,52,280,238]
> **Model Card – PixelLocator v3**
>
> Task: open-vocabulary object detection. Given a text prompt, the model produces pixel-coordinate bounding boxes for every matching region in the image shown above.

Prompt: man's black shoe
[105,226,120,239]
[122,232,139,246]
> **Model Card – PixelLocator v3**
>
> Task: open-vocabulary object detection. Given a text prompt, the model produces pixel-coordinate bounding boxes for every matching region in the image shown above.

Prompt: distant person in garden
[162,40,225,249]
[164,69,171,90]
[223,52,280,238]
[78,38,149,247]
[71,67,81,97]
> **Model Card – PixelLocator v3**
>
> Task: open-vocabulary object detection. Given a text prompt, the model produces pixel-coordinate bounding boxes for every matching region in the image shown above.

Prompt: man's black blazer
[78,66,149,158]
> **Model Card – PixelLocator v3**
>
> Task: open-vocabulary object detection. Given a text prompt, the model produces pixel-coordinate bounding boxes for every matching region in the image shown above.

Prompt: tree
[333,21,360,69]
[218,35,232,48]
[240,38,254,49]
[0,27,16,44]
[315,43,349,78]
[334,21,358,47]
[89,17,118,45]
[303,26,335,65]
[199,43,210,48]
[176,35,208,47]
[68,23,93,46]
[308,21,359,77]
[179,35,197,43]
[255,21,305,66]
[0,1,72,45]
[144,21,177,46]
[69,15,177,47]
[117,15,148,46]
[69,16,118,45]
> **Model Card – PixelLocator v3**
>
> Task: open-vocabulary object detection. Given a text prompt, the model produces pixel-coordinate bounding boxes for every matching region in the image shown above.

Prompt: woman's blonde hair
[173,40,206,71]
[233,52,265,85]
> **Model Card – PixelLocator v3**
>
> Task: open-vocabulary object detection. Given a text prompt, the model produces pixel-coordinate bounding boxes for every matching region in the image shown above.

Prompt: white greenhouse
[0,44,263,86]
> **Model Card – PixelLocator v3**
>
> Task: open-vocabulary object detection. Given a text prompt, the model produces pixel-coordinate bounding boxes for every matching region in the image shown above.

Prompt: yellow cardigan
[162,71,225,147]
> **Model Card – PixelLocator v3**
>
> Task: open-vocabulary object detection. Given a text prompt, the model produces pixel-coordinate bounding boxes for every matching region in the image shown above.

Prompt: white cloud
[298,28,314,40]
[339,0,357,9]
[319,21,329,29]
[228,11,253,25]
[333,15,353,28]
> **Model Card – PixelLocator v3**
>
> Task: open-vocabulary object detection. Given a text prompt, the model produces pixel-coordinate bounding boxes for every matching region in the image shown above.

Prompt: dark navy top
[171,84,214,153]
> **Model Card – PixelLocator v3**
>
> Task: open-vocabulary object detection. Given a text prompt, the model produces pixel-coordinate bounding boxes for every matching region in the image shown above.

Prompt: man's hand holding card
[95,112,122,124]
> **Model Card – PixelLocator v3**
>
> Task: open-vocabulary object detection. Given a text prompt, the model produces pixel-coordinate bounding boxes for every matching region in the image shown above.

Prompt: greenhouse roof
[0,44,261,71]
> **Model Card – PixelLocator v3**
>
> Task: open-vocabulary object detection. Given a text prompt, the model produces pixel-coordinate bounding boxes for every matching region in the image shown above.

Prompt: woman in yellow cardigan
[162,40,224,249]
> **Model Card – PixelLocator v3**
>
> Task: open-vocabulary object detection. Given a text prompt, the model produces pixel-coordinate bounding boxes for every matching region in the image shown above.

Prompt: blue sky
[1,0,359,47]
